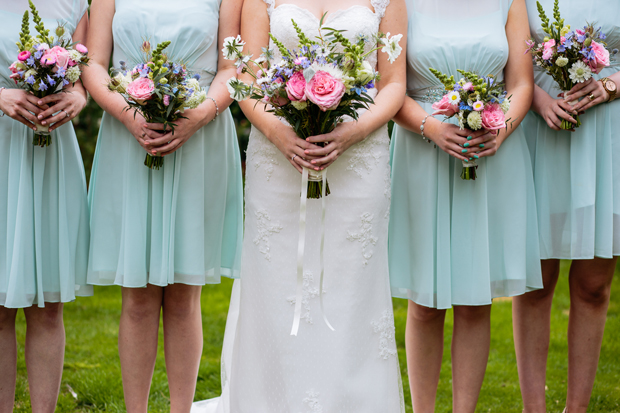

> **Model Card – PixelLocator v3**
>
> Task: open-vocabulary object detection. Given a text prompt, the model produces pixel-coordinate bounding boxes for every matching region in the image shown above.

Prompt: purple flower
[563,37,573,49]
[365,81,375,89]
[193,73,201,80]
[34,50,43,60]
[56,67,66,78]
[47,74,56,86]
[26,56,35,66]
[63,79,69,86]
[26,75,35,85]
[39,80,48,91]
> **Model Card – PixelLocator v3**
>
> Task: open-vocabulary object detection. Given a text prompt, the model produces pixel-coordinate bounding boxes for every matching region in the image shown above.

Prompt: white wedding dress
[193,1,404,411]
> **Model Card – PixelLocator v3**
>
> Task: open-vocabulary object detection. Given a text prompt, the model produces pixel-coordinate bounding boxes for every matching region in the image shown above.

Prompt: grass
[12,261,620,412]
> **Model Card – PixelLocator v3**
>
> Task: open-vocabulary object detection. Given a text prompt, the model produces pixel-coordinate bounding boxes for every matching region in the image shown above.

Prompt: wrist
[423,116,442,142]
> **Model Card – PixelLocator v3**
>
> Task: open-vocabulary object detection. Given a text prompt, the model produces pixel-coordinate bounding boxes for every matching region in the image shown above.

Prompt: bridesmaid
[82,0,243,411]
[0,0,92,411]
[388,0,541,411]
[513,2,620,412]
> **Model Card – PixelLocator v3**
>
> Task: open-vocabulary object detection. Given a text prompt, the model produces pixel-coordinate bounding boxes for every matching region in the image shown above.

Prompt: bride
[194,0,407,411]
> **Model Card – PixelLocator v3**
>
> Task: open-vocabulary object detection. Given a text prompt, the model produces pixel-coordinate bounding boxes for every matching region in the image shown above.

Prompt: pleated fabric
[0,0,92,308]
[524,0,620,259]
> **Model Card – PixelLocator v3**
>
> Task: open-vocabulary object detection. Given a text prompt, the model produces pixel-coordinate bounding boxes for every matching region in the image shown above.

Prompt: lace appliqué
[287,271,324,324]
[250,137,280,181]
[253,210,283,261]
[370,0,390,18]
[301,389,323,413]
[384,164,391,220]
[347,213,378,265]
[346,135,388,178]
[262,0,275,16]
[371,310,398,360]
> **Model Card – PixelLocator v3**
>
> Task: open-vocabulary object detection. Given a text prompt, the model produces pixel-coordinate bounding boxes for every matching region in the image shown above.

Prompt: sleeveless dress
[192,1,405,412]
[0,0,92,308]
[388,0,543,309]
[523,0,620,259]
[87,0,243,287]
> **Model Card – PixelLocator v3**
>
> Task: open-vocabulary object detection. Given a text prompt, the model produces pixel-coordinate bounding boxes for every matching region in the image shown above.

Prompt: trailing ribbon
[291,167,334,336]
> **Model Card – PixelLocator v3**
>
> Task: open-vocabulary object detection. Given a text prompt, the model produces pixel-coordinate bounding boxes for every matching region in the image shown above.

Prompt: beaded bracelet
[420,114,436,148]
[205,96,219,122]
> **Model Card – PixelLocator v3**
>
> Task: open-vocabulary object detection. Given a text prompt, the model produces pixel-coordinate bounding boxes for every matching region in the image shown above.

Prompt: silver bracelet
[420,114,436,147]
[205,96,219,122]
[0,87,5,117]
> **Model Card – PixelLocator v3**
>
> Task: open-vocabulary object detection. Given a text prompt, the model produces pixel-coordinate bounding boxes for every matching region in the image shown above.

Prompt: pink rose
[47,46,71,70]
[75,43,88,54]
[126,77,155,104]
[285,71,307,102]
[163,94,171,106]
[305,71,346,111]
[542,39,555,60]
[40,53,57,66]
[481,103,506,131]
[9,62,19,74]
[590,41,610,74]
[462,82,473,91]
[431,94,458,117]
[18,51,31,61]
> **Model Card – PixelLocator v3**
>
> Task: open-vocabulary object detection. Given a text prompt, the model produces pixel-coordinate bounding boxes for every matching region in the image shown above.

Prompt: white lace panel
[370,0,390,18]
[262,0,275,16]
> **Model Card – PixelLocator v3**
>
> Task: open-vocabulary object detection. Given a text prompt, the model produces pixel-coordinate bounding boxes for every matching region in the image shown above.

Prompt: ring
[62,109,70,118]
[589,94,595,101]
[292,154,298,161]
[141,132,146,138]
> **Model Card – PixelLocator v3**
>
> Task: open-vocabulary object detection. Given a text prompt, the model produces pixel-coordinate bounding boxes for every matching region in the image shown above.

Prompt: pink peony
[46,46,71,70]
[462,82,474,91]
[305,71,346,111]
[285,71,307,102]
[75,43,88,54]
[590,41,610,74]
[40,53,57,66]
[481,103,506,131]
[126,77,155,104]
[542,39,555,60]
[18,51,31,61]
[431,94,458,117]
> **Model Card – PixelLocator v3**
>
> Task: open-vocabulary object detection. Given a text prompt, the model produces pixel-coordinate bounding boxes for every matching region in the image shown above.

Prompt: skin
[238,0,407,173]
[392,1,534,412]
[514,55,619,413]
[81,0,242,411]
[0,12,89,413]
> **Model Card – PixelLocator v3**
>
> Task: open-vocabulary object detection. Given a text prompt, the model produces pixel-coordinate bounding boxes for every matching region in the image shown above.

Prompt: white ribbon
[291,167,334,336]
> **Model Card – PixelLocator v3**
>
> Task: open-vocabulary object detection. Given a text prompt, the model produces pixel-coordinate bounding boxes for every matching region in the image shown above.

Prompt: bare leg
[405,301,446,413]
[0,307,18,413]
[512,259,560,413]
[162,284,203,413]
[565,257,616,413]
[119,285,163,413]
[452,305,492,413]
[22,303,65,413]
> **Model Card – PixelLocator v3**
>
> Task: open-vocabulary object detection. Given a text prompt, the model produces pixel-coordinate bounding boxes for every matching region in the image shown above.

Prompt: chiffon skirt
[0,117,92,308]
[87,108,243,287]
[388,102,543,309]
[523,67,620,259]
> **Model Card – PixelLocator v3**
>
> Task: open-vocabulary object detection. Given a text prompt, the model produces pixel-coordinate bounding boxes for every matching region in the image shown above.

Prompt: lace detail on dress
[253,210,283,261]
[287,271,324,324]
[347,212,378,265]
[301,389,323,413]
[370,0,390,18]
[346,134,388,178]
[250,134,280,181]
[371,310,398,360]
[262,0,275,16]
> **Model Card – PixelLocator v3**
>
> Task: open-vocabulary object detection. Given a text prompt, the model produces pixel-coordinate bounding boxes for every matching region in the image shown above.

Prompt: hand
[538,93,579,131]
[266,125,322,173]
[303,122,364,169]
[140,103,215,157]
[120,110,151,151]
[36,91,87,132]
[564,78,610,113]
[0,89,47,130]
[425,118,497,161]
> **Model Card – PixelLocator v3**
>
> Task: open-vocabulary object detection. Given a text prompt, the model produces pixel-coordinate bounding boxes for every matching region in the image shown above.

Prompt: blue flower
[557,44,566,52]
[459,102,473,111]
[563,37,573,49]
[366,81,375,89]
[576,32,587,43]
[34,50,43,60]
[56,67,66,78]
[47,75,56,86]
[600,32,607,40]
[138,67,149,77]
[172,87,178,94]
[39,80,48,91]
[301,45,308,54]
[26,56,35,66]
[26,75,35,85]
[317,56,327,65]
[63,79,69,86]
[284,67,294,77]
[193,73,201,80]
[353,86,364,95]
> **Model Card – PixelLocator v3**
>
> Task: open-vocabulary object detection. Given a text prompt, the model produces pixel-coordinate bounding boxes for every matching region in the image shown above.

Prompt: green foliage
[429,67,455,90]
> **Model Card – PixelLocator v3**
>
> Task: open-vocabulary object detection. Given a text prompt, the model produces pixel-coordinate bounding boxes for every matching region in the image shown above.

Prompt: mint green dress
[0,0,92,308]
[87,0,243,287]
[524,0,620,259]
[388,0,543,309]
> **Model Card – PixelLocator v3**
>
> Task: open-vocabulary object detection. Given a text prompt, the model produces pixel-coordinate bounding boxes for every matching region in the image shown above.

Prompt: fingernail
[461,149,467,153]
[474,154,479,159]
[479,143,484,148]
[467,136,472,140]
[464,142,470,147]
[37,115,42,119]
[469,157,473,160]
[41,121,46,125]
[38,101,43,105]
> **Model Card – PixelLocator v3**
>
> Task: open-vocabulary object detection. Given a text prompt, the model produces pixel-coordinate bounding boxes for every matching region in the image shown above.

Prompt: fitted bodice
[0,0,87,88]
[265,0,389,71]
[404,0,513,92]
[112,0,222,87]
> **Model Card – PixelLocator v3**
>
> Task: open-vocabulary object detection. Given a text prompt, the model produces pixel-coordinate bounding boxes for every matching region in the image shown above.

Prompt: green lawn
[13,261,620,412]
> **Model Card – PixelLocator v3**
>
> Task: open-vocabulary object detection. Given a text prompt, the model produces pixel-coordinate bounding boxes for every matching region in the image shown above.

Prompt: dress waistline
[406,86,446,103]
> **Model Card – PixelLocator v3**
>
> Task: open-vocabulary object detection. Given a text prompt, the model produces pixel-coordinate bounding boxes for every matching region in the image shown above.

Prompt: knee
[163,287,201,320]
[453,305,491,323]
[25,304,63,330]
[408,302,445,323]
[573,281,612,307]
[0,307,17,330]
[122,292,161,323]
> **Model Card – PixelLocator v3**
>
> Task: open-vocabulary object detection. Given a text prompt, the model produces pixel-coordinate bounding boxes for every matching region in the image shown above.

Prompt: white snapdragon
[380,32,403,64]
[467,111,483,130]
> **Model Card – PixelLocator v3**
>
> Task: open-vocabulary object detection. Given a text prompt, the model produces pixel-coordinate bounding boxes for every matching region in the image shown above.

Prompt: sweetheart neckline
[271,3,376,23]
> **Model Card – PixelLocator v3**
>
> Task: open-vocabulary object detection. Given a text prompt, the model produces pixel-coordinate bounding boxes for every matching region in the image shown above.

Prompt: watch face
[607,79,617,92]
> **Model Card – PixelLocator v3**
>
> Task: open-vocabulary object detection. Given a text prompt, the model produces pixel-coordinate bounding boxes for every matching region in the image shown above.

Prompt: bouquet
[429,68,512,180]
[223,16,402,198]
[10,0,90,146]
[526,0,616,129]
[107,41,207,169]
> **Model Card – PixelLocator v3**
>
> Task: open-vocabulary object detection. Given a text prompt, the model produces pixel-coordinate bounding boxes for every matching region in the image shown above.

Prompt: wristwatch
[600,77,617,102]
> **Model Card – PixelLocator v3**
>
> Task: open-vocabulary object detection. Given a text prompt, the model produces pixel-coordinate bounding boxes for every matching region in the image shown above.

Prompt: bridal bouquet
[526,0,616,129]
[223,17,402,198]
[429,68,512,180]
[10,0,90,146]
[107,41,207,169]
